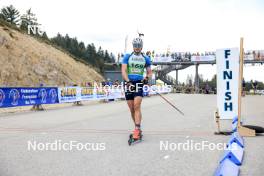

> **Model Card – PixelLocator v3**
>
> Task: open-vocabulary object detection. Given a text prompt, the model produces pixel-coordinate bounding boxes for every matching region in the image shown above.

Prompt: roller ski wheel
[128,133,143,146]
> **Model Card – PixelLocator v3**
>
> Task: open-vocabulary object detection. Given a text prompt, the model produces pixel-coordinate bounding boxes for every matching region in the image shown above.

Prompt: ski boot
[128,129,143,145]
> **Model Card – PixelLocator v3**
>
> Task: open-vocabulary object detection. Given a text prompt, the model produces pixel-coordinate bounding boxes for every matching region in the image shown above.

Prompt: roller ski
[128,129,143,146]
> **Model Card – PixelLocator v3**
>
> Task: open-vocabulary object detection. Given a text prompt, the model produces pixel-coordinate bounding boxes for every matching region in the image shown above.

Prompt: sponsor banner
[216,48,239,120]
[115,88,125,99]
[148,85,159,95]
[106,88,115,100]
[153,56,173,63]
[244,53,254,61]
[191,55,215,62]
[58,87,124,103]
[245,50,264,61]
[149,89,157,95]
[58,87,81,103]
[80,87,94,101]
[143,85,150,96]
[253,50,264,60]
[163,86,172,93]
[158,86,172,94]
[147,85,172,95]
[0,87,58,108]
[94,87,107,100]
[107,88,125,99]
[0,86,172,107]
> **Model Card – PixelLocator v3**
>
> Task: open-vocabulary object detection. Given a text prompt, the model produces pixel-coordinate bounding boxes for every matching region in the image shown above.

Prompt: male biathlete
[121,37,152,140]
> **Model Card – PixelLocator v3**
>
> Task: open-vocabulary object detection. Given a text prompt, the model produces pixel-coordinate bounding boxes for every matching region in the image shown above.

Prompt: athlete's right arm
[121,54,130,82]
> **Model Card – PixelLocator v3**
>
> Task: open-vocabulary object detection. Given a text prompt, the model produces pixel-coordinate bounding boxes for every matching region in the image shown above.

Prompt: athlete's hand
[125,80,132,86]
[125,81,134,91]
[142,77,149,85]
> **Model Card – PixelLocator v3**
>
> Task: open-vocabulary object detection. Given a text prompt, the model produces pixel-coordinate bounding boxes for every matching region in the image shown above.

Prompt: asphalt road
[0,94,263,176]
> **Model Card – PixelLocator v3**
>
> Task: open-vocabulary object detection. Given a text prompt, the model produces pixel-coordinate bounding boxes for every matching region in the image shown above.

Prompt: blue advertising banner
[0,87,58,108]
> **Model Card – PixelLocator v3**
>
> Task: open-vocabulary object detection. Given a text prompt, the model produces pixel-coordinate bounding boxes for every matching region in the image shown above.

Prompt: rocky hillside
[0,25,104,87]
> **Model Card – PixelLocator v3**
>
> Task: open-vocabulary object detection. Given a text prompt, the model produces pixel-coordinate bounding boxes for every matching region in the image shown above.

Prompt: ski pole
[156,92,185,116]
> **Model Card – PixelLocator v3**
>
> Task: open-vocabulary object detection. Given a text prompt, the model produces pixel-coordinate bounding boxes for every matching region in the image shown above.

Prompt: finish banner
[216,48,239,120]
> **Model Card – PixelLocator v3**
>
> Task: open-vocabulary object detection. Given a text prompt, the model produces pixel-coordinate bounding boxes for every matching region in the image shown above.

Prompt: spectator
[32,83,44,111]
[106,78,112,86]
[184,52,188,59]
[251,80,258,94]
[72,84,82,105]
[242,78,246,96]
[114,80,120,86]
[146,51,151,57]
[252,51,256,60]
[188,52,191,61]
[253,81,258,93]
[205,83,210,94]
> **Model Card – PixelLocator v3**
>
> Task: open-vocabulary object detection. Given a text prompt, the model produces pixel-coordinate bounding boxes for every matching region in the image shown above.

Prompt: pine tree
[20,8,38,32]
[110,53,116,63]
[41,32,49,40]
[0,12,3,20]
[1,5,20,25]
[97,46,104,57]
[104,50,110,63]
[65,34,71,50]
[50,34,113,73]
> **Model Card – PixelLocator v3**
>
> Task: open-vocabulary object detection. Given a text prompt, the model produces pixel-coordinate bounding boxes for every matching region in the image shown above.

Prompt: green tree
[0,12,3,20]
[78,41,86,58]
[51,33,64,47]
[85,43,97,65]
[208,74,217,92]
[50,33,115,73]
[257,82,264,90]
[20,8,38,32]
[97,46,104,57]
[41,32,49,40]
[198,74,205,88]
[104,50,111,63]
[1,5,20,25]
[110,52,116,63]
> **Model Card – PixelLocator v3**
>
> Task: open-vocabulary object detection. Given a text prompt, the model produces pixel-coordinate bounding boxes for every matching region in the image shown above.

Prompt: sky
[1,0,264,82]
